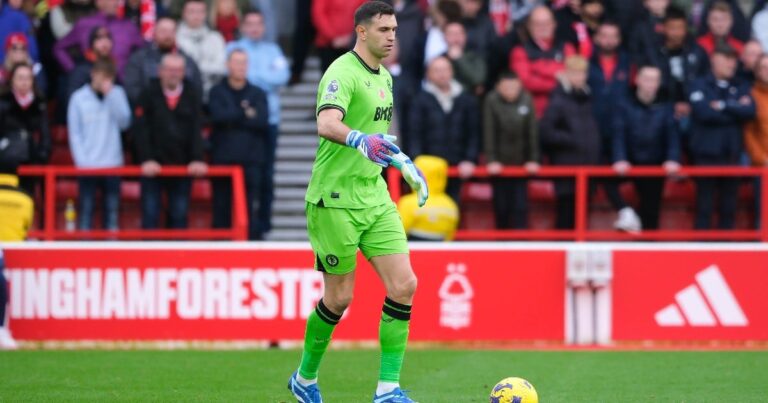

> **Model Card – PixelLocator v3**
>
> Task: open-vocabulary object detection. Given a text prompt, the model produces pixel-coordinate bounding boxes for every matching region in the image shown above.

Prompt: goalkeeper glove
[391,152,429,207]
[345,130,400,168]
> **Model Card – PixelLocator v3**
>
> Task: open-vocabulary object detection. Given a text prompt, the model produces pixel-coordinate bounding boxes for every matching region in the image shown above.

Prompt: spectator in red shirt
[697,1,744,57]
[209,0,241,42]
[510,5,576,117]
[312,0,366,72]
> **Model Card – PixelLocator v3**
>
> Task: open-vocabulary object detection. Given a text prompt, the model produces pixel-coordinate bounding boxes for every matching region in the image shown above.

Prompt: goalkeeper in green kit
[287,2,427,402]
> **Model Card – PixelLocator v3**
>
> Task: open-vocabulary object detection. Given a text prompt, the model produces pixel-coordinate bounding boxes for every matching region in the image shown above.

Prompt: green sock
[298,299,341,380]
[379,297,412,383]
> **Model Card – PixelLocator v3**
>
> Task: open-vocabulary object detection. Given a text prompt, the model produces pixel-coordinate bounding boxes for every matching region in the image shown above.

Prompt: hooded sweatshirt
[397,155,459,241]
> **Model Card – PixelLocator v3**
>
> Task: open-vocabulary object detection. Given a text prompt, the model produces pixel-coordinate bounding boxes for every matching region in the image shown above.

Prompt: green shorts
[306,201,409,274]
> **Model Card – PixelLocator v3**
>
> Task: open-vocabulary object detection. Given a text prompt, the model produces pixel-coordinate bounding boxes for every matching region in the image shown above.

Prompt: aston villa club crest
[379,89,386,100]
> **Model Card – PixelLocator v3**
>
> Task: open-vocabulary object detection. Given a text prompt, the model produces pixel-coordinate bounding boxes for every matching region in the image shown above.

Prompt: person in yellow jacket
[397,155,459,241]
[0,172,33,350]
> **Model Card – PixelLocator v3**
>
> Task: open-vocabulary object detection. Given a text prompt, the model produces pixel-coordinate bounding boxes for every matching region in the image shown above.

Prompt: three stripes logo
[655,265,748,327]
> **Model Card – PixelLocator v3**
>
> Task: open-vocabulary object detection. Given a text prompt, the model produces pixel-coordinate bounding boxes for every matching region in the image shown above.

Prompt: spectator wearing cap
[697,1,744,57]
[176,0,226,100]
[0,34,46,93]
[123,17,203,105]
[54,0,144,77]
[688,45,755,229]
[510,5,576,117]
[66,26,115,104]
[67,59,131,231]
[0,0,38,63]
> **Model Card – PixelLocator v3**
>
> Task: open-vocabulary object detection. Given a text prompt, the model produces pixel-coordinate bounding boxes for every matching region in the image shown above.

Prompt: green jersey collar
[350,50,380,75]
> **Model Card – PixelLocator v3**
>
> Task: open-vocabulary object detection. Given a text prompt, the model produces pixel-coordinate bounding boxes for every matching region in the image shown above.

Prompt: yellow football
[489,377,538,403]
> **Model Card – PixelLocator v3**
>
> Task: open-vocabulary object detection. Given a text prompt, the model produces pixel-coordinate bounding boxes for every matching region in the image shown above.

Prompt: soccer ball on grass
[489,377,538,403]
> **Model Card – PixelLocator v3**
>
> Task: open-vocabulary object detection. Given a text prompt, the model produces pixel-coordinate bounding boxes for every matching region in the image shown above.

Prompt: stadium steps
[267,57,321,241]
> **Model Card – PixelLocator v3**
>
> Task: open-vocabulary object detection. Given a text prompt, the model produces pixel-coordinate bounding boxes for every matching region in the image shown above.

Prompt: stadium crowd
[0,0,768,240]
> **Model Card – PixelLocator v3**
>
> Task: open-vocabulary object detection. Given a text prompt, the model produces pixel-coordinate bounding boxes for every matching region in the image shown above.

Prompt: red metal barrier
[17,166,248,241]
[388,165,768,242]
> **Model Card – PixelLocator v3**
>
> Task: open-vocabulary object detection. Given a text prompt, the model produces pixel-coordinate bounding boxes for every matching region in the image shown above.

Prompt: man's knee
[387,274,417,301]
[323,290,353,314]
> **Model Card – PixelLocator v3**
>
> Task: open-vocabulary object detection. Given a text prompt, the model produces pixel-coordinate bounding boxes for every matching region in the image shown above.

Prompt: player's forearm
[317,112,353,145]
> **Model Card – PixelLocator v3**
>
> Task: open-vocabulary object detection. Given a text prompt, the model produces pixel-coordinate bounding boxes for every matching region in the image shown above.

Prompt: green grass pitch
[1,349,766,402]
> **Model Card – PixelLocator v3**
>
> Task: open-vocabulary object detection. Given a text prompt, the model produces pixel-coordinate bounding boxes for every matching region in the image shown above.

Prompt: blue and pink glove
[391,152,429,207]
[345,130,401,168]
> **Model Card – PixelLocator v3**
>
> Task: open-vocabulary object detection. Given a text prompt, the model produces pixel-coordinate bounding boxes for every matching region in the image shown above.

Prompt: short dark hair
[636,64,661,74]
[92,58,117,78]
[597,19,621,32]
[436,0,463,24]
[88,26,112,48]
[243,8,262,19]
[498,71,519,81]
[713,43,738,58]
[227,48,247,61]
[157,15,176,24]
[663,6,687,23]
[8,62,33,83]
[354,1,395,26]
[710,0,732,15]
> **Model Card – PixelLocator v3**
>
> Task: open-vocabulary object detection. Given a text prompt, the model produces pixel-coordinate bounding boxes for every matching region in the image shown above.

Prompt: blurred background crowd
[1,0,768,241]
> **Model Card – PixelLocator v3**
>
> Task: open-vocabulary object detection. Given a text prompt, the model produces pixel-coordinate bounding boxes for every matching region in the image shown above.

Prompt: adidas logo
[655,265,748,327]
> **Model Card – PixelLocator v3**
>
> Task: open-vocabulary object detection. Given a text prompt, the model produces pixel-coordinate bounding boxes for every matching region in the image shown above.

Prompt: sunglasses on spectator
[9,45,27,51]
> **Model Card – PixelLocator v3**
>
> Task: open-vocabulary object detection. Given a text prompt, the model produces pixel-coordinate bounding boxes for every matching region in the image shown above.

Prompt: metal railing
[388,165,768,242]
[18,166,248,241]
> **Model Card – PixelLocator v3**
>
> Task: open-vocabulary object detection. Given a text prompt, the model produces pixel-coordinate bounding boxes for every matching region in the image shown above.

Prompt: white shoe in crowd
[0,327,19,350]
[614,207,642,234]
